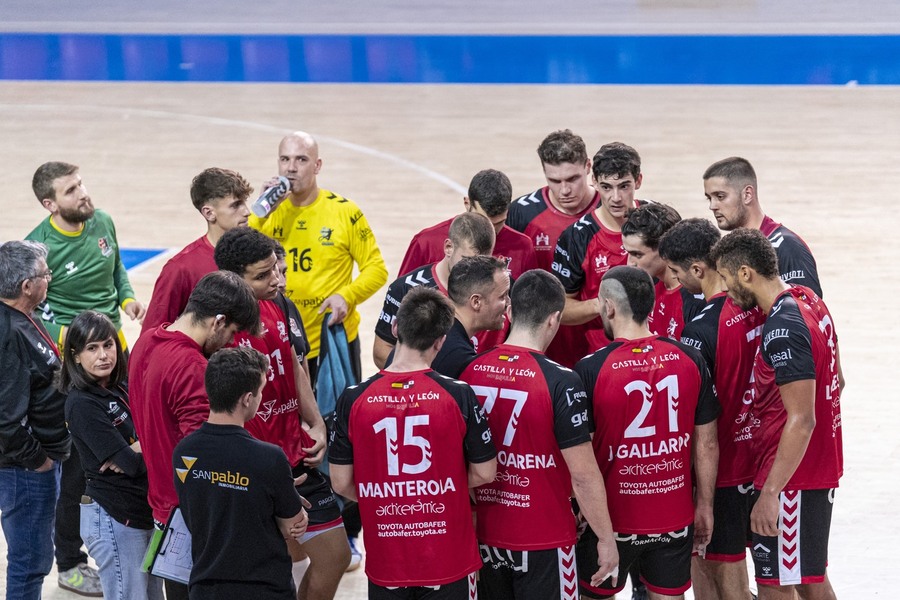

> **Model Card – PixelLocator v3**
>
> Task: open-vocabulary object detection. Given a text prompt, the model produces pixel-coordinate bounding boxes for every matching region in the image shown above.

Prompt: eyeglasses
[30,269,52,281]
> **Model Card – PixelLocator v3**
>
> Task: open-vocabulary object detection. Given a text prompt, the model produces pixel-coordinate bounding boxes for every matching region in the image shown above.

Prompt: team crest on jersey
[632,344,653,354]
[289,317,303,338]
[319,227,334,245]
[277,320,289,342]
[667,318,678,338]
[391,380,415,390]
[498,354,519,362]
[535,233,550,247]
[97,236,113,257]
[273,226,284,238]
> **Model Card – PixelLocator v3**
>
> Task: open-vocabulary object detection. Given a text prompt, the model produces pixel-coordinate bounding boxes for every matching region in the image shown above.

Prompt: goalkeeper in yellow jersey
[251,131,388,387]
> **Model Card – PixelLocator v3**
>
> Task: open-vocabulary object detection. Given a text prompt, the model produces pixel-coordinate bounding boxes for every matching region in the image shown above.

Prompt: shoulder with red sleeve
[552,213,600,294]
[397,218,452,276]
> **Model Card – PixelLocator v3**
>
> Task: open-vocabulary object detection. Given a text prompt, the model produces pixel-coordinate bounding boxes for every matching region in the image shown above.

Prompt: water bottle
[251,176,290,218]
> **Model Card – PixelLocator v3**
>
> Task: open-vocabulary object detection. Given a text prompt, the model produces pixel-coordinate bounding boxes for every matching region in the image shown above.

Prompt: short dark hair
[537,129,588,166]
[32,162,78,202]
[183,271,261,335]
[658,218,721,269]
[703,157,757,192]
[510,270,565,330]
[448,255,506,306]
[214,228,277,276]
[468,169,512,218]
[205,347,269,413]
[395,287,455,351]
[190,168,254,211]
[57,311,127,392]
[621,202,681,250]
[449,212,495,256]
[600,266,655,324]
[709,228,779,279]
[592,142,641,181]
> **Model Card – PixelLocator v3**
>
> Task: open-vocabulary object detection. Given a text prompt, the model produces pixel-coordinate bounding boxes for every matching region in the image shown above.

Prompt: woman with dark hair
[59,310,163,600]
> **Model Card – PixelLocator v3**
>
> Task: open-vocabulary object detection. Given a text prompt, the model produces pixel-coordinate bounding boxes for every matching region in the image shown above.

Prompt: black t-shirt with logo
[174,423,303,598]
[65,383,152,529]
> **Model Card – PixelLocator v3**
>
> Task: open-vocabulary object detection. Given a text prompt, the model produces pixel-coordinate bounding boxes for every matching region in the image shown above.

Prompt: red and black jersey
[575,336,719,534]
[552,212,631,362]
[507,187,600,273]
[752,286,842,491]
[234,300,314,468]
[648,282,705,340]
[760,216,822,298]
[375,264,443,345]
[506,188,604,367]
[680,294,763,486]
[398,218,538,280]
[330,369,496,587]
[460,344,591,550]
[376,263,507,356]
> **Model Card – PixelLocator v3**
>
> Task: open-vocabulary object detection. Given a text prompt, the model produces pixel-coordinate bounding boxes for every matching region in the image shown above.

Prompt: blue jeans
[79,501,164,600]
[0,463,60,600]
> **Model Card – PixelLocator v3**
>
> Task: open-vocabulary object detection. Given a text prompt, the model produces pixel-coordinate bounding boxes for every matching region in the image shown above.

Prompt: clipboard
[141,507,193,584]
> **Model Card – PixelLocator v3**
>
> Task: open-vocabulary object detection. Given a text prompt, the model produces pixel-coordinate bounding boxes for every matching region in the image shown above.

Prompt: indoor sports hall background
[1,1,898,596]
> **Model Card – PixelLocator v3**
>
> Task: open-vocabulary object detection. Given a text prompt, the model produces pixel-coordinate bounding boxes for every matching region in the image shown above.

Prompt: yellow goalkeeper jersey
[250,188,388,358]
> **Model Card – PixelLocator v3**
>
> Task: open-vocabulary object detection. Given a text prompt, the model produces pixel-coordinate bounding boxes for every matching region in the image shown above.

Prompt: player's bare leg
[647,592,683,600]
[794,573,837,600]
[287,539,311,588]
[759,581,828,600]
[297,527,351,600]
[691,556,717,599]
[692,556,753,599]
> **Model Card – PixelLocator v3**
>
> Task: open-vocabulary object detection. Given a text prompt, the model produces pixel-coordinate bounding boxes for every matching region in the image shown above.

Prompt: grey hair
[0,240,49,299]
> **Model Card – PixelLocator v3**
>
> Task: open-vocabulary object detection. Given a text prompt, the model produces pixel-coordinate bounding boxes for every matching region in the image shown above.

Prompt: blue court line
[1,34,898,84]
[120,247,166,271]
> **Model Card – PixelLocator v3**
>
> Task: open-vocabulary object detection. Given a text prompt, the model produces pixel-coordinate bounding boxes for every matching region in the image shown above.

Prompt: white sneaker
[346,537,363,572]
[58,563,103,597]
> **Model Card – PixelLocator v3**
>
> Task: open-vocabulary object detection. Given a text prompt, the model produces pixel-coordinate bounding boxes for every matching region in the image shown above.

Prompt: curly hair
[709,228,778,278]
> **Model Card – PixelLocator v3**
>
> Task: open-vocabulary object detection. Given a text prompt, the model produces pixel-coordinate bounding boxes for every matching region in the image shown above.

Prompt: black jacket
[0,302,70,469]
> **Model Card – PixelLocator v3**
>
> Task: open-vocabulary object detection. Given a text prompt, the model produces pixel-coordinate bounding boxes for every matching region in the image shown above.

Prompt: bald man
[250,131,388,581]
[251,131,388,386]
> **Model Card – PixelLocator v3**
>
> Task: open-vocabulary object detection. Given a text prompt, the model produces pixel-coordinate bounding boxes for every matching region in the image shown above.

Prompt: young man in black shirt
[174,347,309,599]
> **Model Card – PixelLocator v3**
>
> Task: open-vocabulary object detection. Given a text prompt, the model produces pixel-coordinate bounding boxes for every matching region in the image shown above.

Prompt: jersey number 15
[373,416,432,476]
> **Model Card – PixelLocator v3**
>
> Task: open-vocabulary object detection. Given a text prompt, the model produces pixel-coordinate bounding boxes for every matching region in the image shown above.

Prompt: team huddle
[0,128,842,600]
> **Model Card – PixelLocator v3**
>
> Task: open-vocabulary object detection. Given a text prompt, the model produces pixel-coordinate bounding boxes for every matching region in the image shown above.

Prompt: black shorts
[479,543,578,600]
[368,572,478,600]
[577,526,693,598]
[704,483,753,561]
[291,463,343,533]
[750,488,834,586]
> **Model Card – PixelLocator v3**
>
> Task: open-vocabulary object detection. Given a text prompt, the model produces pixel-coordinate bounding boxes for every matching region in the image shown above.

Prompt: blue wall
[2,34,898,84]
